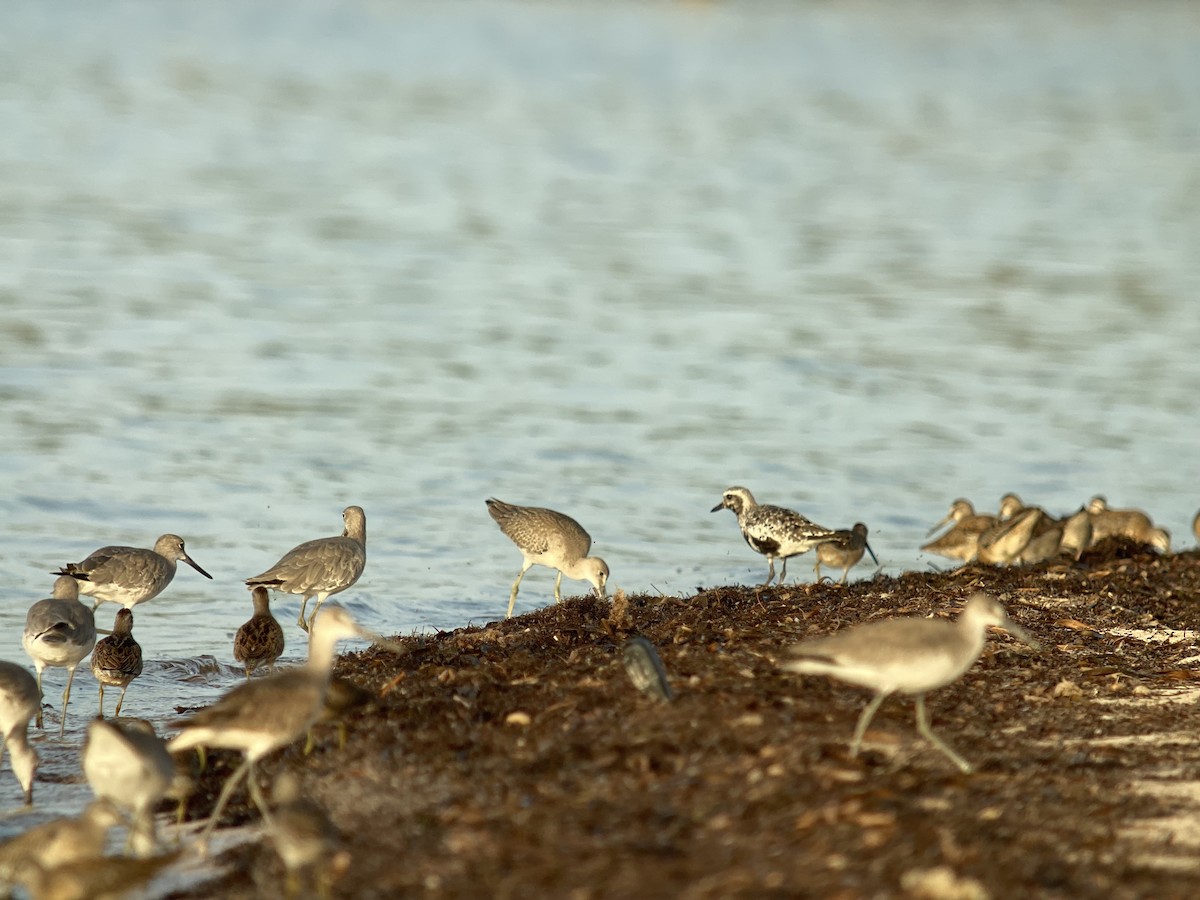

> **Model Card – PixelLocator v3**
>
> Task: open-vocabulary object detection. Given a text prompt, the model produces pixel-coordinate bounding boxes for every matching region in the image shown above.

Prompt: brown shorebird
[55,534,212,611]
[91,608,143,718]
[813,522,879,583]
[486,498,609,618]
[711,486,838,586]
[23,576,96,737]
[920,499,997,563]
[246,506,366,632]
[234,586,286,678]
[1086,496,1170,552]
[0,661,39,805]
[0,799,123,893]
[781,594,1040,773]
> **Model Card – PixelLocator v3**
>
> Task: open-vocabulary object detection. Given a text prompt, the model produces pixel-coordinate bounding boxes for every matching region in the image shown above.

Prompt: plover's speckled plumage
[780,593,1040,773]
[55,534,212,611]
[486,498,609,619]
[0,661,40,806]
[920,499,996,562]
[23,575,96,737]
[814,523,879,584]
[711,486,838,586]
[91,608,143,718]
[234,586,286,679]
[247,506,367,632]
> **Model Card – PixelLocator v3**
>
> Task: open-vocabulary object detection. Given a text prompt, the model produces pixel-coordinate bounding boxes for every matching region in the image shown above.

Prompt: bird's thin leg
[506,564,532,618]
[297,595,311,631]
[914,695,972,774]
[98,683,106,718]
[849,692,889,758]
[813,560,822,581]
[779,556,789,584]
[59,666,78,738]
[199,756,253,851]
[34,665,45,729]
[761,558,776,587]
[554,571,564,604]
[307,592,329,631]
[245,763,276,830]
[840,566,850,585]
[115,685,129,718]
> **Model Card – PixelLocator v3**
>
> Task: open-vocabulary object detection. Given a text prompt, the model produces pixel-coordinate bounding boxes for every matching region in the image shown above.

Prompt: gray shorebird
[920,499,996,563]
[234,586,286,679]
[814,523,879,584]
[23,576,96,737]
[167,605,402,849]
[486,498,609,618]
[781,593,1039,773]
[246,506,367,632]
[269,772,349,900]
[0,799,123,893]
[0,661,39,806]
[711,486,838,586]
[83,718,174,856]
[91,608,143,718]
[55,534,212,611]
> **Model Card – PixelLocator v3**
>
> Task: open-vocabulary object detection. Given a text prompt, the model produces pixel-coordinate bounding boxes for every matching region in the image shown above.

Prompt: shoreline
[169,541,1200,899]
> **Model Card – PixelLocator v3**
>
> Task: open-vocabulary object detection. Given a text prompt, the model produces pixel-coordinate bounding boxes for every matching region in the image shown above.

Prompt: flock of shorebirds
[0,489,1192,898]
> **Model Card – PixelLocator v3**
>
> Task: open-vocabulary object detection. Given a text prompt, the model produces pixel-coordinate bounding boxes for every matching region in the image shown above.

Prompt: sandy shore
[167,540,1200,899]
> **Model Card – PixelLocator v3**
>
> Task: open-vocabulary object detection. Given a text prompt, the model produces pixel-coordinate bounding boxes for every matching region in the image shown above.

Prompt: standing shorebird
[91,608,143,718]
[1085,497,1170,552]
[83,718,175,857]
[23,576,96,738]
[920,499,997,562]
[0,661,40,806]
[485,498,610,619]
[234,587,286,679]
[54,534,212,611]
[780,593,1040,773]
[246,506,367,632]
[814,523,879,584]
[167,605,401,849]
[711,486,838,586]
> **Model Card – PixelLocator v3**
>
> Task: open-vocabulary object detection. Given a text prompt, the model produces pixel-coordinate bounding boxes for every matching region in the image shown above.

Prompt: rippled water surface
[1,0,1198,834]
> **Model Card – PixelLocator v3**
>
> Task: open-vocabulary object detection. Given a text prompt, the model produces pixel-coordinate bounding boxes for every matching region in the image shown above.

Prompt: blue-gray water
[1,0,1198,851]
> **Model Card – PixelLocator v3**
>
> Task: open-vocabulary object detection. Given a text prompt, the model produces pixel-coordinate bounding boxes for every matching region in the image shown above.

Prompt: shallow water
[0,0,1198,837]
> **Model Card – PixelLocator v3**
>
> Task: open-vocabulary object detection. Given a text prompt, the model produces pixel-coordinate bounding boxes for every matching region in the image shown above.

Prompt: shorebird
[83,718,174,856]
[486,498,609,618]
[1085,498,1170,551]
[920,499,996,563]
[91,608,143,718]
[54,534,212,611]
[814,523,879,583]
[0,799,123,893]
[234,586,286,679]
[1019,507,1093,565]
[22,849,180,900]
[269,772,349,900]
[304,675,373,754]
[0,661,39,806]
[167,605,402,849]
[780,593,1040,773]
[246,506,367,632]
[23,576,96,737]
[976,506,1043,566]
[711,486,838,586]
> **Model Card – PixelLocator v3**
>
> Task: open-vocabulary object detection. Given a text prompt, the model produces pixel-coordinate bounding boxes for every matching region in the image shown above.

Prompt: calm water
[1,0,1198,839]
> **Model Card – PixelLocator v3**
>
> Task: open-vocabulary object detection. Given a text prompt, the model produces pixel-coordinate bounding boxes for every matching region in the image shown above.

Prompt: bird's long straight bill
[992,618,1040,650]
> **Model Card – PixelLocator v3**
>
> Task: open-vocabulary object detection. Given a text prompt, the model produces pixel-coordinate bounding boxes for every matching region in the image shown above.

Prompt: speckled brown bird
[234,586,286,679]
[91,608,142,718]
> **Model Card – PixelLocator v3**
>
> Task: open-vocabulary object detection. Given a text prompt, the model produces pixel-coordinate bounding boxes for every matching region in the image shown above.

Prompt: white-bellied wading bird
[83,718,175,856]
[55,534,212,611]
[711,486,839,586]
[246,506,367,632]
[485,498,609,619]
[167,605,403,850]
[814,522,879,584]
[91,608,143,718]
[23,576,96,737]
[234,586,286,679]
[0,661,39,805]
[780,593,1040,773]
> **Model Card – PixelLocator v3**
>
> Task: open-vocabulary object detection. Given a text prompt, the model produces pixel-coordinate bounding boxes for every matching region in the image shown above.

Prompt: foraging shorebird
[486,498,609,618]
[814,523,879,583]
[1085,497,1170,552]
[83,718,174,856]
[269,772,350,900]
[781,593,1040,773]
[711,486,838,586]
[0,799,123,892]
[920,499,997,563]
[23,576,96,737]
[54,534,212,611]
[234,586,286,679]
[0,661,39,806]
[91,608,143,718]
[246,506,367,632]
[1019,507,1093,565]
[976,505,1043,566]
[167,606,402,849]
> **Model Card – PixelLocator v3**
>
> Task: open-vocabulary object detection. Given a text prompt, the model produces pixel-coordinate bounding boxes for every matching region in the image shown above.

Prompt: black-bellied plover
[814,522,879,584]
[711,486,838,586]
[55,534,212,611]
[780,593,1040,773]
[486,498,609,618]
[234,586,286,679]
[91,608,143,718]
[246,506,367,632]
[23,575,96,737]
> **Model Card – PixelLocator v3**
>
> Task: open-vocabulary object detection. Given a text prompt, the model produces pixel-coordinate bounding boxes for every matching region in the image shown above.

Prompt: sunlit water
[1,0,1198,853]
